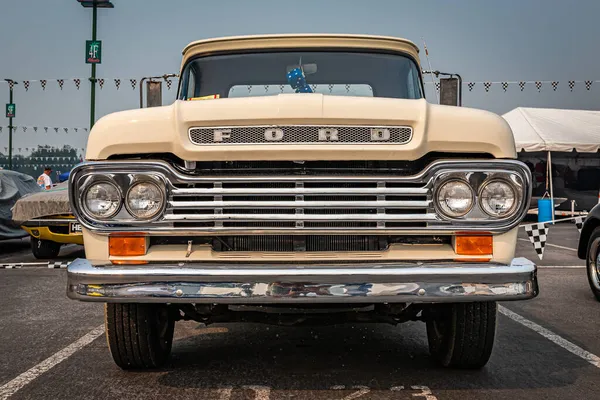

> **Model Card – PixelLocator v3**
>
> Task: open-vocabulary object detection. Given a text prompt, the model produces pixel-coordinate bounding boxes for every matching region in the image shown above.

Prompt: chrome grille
[189,125,412,145]
[164,176,435,231]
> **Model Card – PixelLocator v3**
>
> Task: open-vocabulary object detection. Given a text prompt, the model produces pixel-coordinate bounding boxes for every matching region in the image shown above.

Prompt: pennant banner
[522,215,588,260]
[524,222,548,260]
[575,216,584,233]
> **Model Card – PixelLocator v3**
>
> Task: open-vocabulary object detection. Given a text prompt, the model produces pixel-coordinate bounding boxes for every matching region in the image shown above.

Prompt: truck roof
[181,34,421,66]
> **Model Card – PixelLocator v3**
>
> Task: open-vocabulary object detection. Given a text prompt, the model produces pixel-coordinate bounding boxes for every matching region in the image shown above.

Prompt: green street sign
[6,103,15,118]
[86,40,102,64]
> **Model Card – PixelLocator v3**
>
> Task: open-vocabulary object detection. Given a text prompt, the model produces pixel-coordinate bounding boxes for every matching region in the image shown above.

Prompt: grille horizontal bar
[171,187,429,195]
[168,200,431,209]
[164,213,436,221]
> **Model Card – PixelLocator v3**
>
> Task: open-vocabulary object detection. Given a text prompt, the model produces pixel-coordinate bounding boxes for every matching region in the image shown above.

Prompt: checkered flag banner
[585,80,593,90]
[114,79,121,90]
[33,127,37,132]
[40,80,47,90]
[74,78,81,90]
[98,78,105,89]
[434,82,440,93]
[519,81,526,91]
[53,127,59,133]
[501,82,509,92]
[165,79,173,90]
[524,222,548,260]
[57,79,64,90]
[64,128,68,133]
[44,127,48,133]
[23,80,30,91]
[569,81,575,91]
[8,80,15,89]
[535,81,543,92]
[130,79,137,90]
[467,82,475,91]
[483,82,492,92]
[574,216,585,233]
[22,126,27,133]
[551,81,559,91]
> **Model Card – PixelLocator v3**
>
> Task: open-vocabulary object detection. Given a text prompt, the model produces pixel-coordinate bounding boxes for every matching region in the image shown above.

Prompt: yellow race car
[12,182,84,259]
[21,214,83,258]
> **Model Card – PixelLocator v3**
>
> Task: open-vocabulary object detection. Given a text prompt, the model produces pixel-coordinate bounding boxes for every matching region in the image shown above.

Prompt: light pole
[4,79,18,170]
[77,0,114,131]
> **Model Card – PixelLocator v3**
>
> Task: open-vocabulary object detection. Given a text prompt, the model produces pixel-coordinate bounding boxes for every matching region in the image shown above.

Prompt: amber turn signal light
[109,236,147,257]
[455,235,493,256]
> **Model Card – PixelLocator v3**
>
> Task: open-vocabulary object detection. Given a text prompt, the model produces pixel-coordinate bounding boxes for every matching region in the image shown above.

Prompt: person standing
[37,167,53,190]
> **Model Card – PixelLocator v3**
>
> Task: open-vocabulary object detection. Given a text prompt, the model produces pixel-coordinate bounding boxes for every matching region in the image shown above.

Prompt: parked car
[66,34,537,370]
[11,181,83,258]
[577,204,600,301]
[0,170,40,240]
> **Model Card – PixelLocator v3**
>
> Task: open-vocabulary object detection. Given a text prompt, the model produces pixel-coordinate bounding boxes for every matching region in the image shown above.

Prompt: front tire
[30,238,61,259]
[586,228,600,302]
[426,302,497,369]
[105,303,175,370]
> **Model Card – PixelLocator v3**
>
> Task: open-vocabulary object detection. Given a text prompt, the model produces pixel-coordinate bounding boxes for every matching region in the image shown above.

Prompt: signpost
[85,40,102,64]
[3,79,17,170]
[5,103,15,118]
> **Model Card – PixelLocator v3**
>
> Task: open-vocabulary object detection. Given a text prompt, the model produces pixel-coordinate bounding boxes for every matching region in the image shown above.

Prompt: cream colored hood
[86,95,517,160]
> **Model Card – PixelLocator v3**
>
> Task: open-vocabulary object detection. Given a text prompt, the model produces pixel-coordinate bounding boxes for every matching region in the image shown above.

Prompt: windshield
[178,50,423,100]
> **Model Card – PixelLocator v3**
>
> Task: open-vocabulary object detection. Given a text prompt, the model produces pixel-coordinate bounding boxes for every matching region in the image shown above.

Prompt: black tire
[30,238,61,259]
[426,302,497,369]
[585,228,600,302]
[105,303,175,370]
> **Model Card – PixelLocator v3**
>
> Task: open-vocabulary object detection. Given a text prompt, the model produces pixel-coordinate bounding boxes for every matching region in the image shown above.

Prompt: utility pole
[4,79,17,170]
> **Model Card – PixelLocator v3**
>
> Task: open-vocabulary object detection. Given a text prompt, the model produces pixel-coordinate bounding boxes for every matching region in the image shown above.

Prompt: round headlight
[125,181,164,219]
[84,182,122,219]
[480,180,516,217]
[436,180,474,217]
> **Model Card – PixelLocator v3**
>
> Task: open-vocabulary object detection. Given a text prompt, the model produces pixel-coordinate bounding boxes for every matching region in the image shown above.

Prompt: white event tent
[502,107,600,219]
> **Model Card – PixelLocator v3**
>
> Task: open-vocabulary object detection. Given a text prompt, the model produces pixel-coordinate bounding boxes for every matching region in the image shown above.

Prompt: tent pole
[548,150,555,222]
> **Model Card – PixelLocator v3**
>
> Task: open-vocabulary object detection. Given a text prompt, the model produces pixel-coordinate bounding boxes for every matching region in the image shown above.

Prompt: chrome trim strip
[66,257,538,303]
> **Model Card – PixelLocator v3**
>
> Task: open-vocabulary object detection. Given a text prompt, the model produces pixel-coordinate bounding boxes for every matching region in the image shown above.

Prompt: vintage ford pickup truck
[67,34,537,370]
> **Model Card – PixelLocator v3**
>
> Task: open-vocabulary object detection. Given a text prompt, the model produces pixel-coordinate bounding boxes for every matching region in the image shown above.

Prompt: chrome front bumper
[66,258,538,303]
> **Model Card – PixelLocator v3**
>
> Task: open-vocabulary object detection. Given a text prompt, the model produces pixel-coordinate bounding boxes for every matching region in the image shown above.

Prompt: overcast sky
[1,0,600,153]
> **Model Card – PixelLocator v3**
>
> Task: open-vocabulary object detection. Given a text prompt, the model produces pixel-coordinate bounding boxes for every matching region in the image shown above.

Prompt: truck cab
[67,34,536,370]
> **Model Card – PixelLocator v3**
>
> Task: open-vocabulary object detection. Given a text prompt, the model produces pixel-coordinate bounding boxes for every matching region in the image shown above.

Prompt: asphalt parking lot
[1,224,599,400]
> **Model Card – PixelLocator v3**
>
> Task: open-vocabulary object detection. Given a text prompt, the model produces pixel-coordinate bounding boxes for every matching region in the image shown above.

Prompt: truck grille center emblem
[264,128,284,141]
[193,125,413,145]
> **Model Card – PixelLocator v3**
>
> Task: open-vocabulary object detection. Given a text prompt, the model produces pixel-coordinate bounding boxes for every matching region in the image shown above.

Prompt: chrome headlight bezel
[81,180,123,220]
[124,180,166,220]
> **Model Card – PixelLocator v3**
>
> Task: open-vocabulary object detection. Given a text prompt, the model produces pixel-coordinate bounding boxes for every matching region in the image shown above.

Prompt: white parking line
[518,238,578,252]
[499,306,600,368]
[411,386,438,399]
[0,325,104,400]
